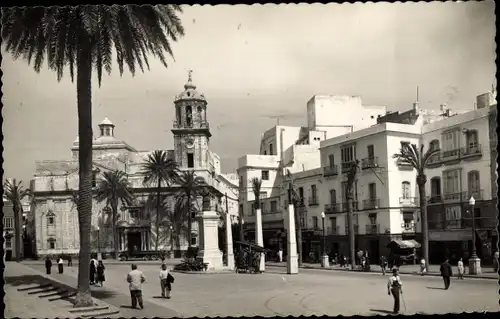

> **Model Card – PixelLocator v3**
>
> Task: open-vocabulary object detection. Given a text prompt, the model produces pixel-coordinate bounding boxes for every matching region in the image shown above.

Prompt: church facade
[31,74,239,257]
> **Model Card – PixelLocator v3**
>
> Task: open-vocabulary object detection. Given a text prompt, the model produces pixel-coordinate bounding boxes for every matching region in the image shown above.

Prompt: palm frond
[251,177,262,209]
[140,150,179,187]
[2,5,184,86]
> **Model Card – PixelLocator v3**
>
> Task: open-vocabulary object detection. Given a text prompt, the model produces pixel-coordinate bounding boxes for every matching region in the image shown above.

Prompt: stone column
[196,210,223,271]
[225,213,235,270]
[255,208,265,272]
[286,204,299,274]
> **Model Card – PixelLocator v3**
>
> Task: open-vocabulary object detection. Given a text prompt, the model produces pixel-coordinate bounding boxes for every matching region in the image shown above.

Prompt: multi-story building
[31,74,239,257]
[238,88,497,265]
[3,197,23,261]
[238,95,386,255]
[421,90,497,264]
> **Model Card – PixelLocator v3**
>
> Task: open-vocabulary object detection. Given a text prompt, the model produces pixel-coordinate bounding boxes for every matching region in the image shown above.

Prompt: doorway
[127,232,142,253]
[369,239,379,264]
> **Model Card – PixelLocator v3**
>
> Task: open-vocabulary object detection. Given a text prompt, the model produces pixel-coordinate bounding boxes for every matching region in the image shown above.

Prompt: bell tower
[172,71,212,170]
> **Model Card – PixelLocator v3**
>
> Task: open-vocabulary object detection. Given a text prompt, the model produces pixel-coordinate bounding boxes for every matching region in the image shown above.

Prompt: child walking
[159,264,173,299]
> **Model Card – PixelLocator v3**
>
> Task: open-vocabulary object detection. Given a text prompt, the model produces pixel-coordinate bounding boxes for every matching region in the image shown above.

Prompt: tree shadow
[5,275,53,288]
[369,308,395,314]
[425,287,445,290]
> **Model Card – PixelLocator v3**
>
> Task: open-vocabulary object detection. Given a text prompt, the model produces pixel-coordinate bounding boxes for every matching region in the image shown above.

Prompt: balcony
[442,192,463,202]
[426,195,443,204]
[327,226,340,235]
[324,203,339,214]
[172,120,210,130]
[401,222,416,233]
[341,161,356,173]
[323,165,339,177]
[460,145,482,159]
[365,224,380,235]
[363,198,380,210]
[396,158,413,169]
[428,218,494,230]
[461,189,483,201]
[399,197,418,207]
[426,153,442,166]
[441,148,461,161]
[361,157,379,169]
[308,196,319,206]
[345,224,359,235]
[342,201,359,211]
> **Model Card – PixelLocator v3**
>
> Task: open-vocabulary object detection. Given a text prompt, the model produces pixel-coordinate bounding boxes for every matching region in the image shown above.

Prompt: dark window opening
[92,171,97,188]
[262,170,269,180]
[187,153,194,168]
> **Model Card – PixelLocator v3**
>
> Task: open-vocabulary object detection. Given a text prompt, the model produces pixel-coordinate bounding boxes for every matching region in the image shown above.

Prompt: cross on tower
[188,69,193,82]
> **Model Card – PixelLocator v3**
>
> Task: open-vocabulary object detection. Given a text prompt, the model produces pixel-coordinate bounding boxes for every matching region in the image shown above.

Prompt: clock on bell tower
[171,71,212,170]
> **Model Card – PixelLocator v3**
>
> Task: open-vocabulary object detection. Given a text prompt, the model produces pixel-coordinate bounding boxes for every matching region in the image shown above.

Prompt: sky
[2,2,496,185]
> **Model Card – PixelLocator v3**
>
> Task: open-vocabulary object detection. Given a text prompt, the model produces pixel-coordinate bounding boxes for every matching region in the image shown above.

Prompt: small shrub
[185,247,199,260]
[173,258,208,272]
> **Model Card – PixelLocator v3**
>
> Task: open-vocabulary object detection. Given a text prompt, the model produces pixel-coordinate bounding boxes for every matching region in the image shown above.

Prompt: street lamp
[169,225,174,259]
[468,196,482,275]
[96,226,101,260]
[320,212,329,268]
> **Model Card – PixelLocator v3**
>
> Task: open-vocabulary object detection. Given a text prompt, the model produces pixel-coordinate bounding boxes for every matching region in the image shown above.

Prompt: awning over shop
[386,239,421,249]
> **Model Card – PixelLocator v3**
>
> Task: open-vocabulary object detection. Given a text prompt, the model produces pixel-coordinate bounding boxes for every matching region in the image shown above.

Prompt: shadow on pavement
[369,308,395,314]
[119,305,136,309]
[425,287,445,290]
[5,275,51,287]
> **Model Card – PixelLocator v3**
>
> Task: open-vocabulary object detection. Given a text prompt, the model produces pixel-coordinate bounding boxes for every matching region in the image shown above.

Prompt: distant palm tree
[141,150,179,251]
[94,170,135,258]
[393,143,440,271]
[4,179,32,262]
[1,5,184,307]
[177,170,205,248]
[251,178,262,211]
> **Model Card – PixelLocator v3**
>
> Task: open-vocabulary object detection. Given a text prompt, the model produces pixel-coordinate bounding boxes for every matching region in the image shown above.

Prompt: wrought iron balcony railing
[324,203,339,214]
[308,196,319,206]
[323,165,339,177]
[361,157,379,169]
[399,197,418,206]
[342,201,359,211]
[365,224,380,235]
[363,198,380,210]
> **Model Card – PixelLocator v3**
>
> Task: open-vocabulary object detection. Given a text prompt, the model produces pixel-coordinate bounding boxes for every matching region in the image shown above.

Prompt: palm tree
[177,170,205,249]
[170,196,191,255]
[141,150,179,251]
[4,179,32,262]
[2,5,184,307]
[393,143,440,271]
[94,170,135,258]
[251,178,262,211]
[345,160,360,269]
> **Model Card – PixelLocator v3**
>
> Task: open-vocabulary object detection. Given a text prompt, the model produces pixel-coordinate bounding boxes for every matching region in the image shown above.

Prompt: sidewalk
[4,262,79,318]
[22,262,180,318]
[22,258,184,266]
[266,261,499,280]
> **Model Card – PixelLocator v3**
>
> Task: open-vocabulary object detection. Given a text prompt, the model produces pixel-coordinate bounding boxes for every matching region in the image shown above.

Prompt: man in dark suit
[440,258,453,290]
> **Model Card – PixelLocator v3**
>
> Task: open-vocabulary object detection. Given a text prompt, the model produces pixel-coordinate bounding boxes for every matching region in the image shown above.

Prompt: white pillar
[255,208,265,272]
[197,210,223,270]
[225,213,235,270]
[286,204,299,274]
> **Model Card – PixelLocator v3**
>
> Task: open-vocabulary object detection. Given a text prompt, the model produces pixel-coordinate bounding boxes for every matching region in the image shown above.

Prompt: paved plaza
[16,262,498,317]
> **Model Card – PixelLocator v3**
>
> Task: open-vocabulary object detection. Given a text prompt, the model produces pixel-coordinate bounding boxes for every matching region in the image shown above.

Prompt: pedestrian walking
[440,258,453,290]
[96,260,106,287]
[457,257,464,280]
[127,264,146,309]
[380,255,388,275]
[159,264,173,299]
[57,256,64,274]
[45,256,52,275]
[89,259,97,285]
[493,251,499,273]
[67,255,73,267]
[387,268,403,314]
[420,258,426,276]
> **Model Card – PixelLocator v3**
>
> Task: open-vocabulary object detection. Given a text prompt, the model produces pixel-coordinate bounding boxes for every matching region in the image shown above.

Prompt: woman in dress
[96,260,106,286]
[89,259,97,285]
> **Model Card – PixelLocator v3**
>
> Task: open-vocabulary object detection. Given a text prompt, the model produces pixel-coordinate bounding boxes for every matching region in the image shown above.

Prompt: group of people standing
[89,257,106,286]
[44,255,66,275]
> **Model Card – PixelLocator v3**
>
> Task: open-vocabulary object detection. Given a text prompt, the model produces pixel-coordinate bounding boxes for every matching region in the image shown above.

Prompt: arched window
[429,139,440,151]
[47,211,55,225]
[401,181,411,199]
[467,170,480,196]
[186,105,192,127]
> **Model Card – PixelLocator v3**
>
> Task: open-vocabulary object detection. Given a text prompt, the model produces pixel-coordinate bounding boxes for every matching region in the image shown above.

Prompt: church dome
[175,71,206,102]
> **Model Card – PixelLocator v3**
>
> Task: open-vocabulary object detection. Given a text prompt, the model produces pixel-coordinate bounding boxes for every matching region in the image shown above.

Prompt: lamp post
[468,196,481,275]
[321,212,329,268]
[97,226,101,260]
[169,225,174,259]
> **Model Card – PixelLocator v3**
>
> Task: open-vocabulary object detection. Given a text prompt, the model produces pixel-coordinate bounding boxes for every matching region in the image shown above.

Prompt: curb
[171,269,235,275]
[266,263,498,280]
[16,265,121,316]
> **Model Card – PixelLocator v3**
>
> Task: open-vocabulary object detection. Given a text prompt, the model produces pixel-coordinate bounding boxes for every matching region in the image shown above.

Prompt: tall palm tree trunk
[74,43,94,308]
[187,192,192,248]
[295,204,303,266]
[417,178,429,270]
[239,213,244,242]
[155,180,162,251]
[111,201,119,259]
[13,205,22,262]
[347,197,355,269]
